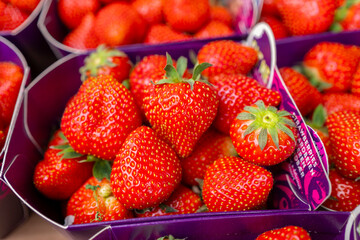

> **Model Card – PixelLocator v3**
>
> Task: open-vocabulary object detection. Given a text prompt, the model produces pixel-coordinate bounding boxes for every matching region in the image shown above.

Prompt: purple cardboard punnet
[3,23,329,239]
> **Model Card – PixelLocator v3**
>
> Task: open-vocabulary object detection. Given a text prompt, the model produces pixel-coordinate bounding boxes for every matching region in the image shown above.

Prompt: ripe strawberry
[326,110,360,179]
[322,168,360,211]
[0,2,29,31]
[144,24,192,44]
[351,63,360,96]
[337,3,360,31]
[261,0,279,17]
[60,74,142,161]
[279,67,322,116]
[202,156,273,212]
[194,20,234,39]
[277,0,336,36]
[62,12,99,50]
[163,0,210,33]
[197,40,258,78]
[111,126,182,210]
[260,15,289,39]
[57,0,100,30]
[79,45,132,83]
[180,129,236,186]
[132,0,164,25]
[33,130,93,200]
[143,54,219,158]
[230,100,297,166]
[0,61,23,127]
[135,184,202,217]
[256,225,311,240]
[8,0,40,13]
[209,5,233,27]
[322,92,360,116]
[67,176,133,224]
[303,42,360,92]
[210,74,281,134]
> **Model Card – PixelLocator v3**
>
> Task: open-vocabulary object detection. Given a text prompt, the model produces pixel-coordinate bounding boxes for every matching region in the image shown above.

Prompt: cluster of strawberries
[0,61,23,151]
[0,0,40,31]
[58,0,235,50]
[260,0,360,39]
[279,41,360,211]
[33,40,301,224]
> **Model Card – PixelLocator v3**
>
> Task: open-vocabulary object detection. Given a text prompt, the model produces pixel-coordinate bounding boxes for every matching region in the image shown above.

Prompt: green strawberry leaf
[243,121,259,138]
[258,128,268,151]
[277,123,296,142]
[269,127,279,149]
[51,144,70,150]
[164,64,180,80]
[159,204,178,213]
[176,56,188,78]
[237,112,256,120]
[192,62,212,81]
[311,104,327,128]
[58,131,68,141]
[122,79,130,89]
[62,151,83,159]
[93,160,112,181]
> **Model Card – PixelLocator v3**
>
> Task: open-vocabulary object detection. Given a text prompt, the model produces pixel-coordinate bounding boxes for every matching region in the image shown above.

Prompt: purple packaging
[3,23,331,239]
[0,0,57,77]
[0,36,30,238]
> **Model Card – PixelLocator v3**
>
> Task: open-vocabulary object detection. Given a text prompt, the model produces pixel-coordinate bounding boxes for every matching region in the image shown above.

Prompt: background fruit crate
[1,24,330,239]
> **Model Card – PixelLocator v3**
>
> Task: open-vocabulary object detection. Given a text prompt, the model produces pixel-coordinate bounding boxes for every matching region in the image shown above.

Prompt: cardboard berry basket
[0,36,30,238]
[37,0,261,59]
[2,23,330,239]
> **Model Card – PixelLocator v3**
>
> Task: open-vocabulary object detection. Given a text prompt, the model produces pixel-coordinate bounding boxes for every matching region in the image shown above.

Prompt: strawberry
[322,92,360,116]
[62,12,99,50]
[197,40,258,78]
[322,168,360,211]
[194,20,234,39]
[209,5,233,27]
[66,176,133,224]
[132,0,164,25]
[230,100,297,166]
[279,67,322,117]
[0,61,23,127]
[144,24,192,44]
[33,130,93,200]
[351,62,360,96]
[110,126,182,210]
[277,0,336,36]
[8,0,39,13]
[79,45,132,83]
[260,15,289,39]
[261,0,279,17]
[210,74,281,134]
[57,0,100,30]
[334,3,360,31]
[163,0,210,33]
[180,129,236,186]
[202,156,273,212]
[326,110,360,179]
[303,42,360,92]
[256,225,311,240]
[60,74,142,161]
[143,53,219,158]
[135,184,202,217]
[0,2,29,31]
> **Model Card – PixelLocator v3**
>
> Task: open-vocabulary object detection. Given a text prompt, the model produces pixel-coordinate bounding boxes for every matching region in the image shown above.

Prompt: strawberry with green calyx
[66,176,133,224]
[143,53,218,158]
[202,156,273,212]
[79,45,132,83]
[33,130,94,200]
[256,225,311,240]
[110,126,182,210]
[331,0,360,32]
[230,100,297,166]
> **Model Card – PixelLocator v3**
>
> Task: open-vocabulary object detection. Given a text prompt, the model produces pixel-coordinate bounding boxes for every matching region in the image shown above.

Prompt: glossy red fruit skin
[194,20,234,39]
[0,2,29,31]
[340,3,360,31]
[110,126,182,210]
[197,40,258,78]
[351,63,360,96]
[144,24,192,44]
[322,92,360,116]
[322,168,360,211]
[60,75,142,161]
[10,0,40,13]
[132,0,164,25]
[260,15,289,39]
[256,225,311,240]
[202,156,273,212]
[209,5,233,27]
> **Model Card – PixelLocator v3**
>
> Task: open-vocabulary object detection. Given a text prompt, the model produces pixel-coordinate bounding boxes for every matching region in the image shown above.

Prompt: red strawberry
[163,0,210,33]
[202,156,273,212]
[0,2,29,31]
[261,0,279,17]
[144,24,192,44]
[33,130,93,200]
[230,100,297,166]
[132,0,164,25]
[277,0,336,36]
[303,42,360,92]
[135,185,202,217]
[322,92,360,116]
[60,74,142,161]
[210,74,281,134]
[66,176,133,224]
[279,67,322,116]
[322,168,360,211]
[9,0,40,13]
[326,110,360,179]
[351,62,360,96]
[62,12,99,50]
[57,0,100,30]
[79,45,132,83]
[194,20,234,39]
[0,61,23,127]
[197,40,258,78]
[256,225,311,240]
[180,129,236,186]
[110,126,182,210]
[209,5,233,27]
[260,15,289,39]
[143,54,219,158]
[336,3,360,31]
